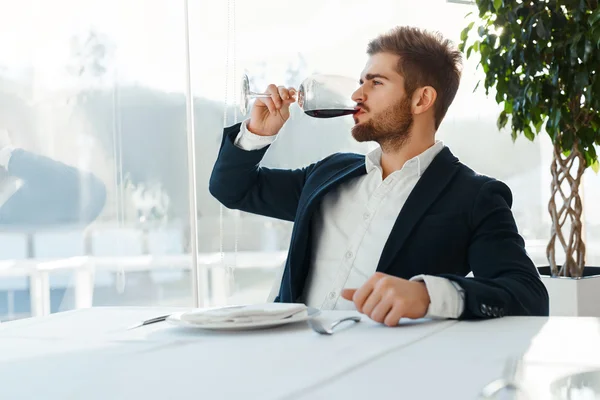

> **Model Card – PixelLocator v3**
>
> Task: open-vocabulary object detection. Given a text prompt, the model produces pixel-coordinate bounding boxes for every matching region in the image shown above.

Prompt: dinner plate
[165,306,321,331]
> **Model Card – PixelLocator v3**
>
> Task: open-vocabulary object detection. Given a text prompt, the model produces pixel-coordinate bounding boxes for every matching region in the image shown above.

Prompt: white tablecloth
[0,307,599,399]
[0,307,454,399]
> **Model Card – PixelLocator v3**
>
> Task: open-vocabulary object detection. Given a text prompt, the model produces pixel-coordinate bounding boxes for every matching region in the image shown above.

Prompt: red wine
[304,109,358,118]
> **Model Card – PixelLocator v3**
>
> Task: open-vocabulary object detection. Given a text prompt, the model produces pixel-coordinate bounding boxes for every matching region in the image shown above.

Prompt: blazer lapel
[376,147,460,274]
[304,161,366,208]
[284,158,366,302]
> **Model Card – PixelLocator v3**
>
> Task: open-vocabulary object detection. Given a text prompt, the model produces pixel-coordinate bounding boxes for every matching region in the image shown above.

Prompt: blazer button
[480,304,487,315]
[499,309,505,317]
[492,307,499,317]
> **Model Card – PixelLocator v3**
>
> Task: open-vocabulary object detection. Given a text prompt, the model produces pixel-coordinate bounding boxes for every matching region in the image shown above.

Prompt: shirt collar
[365,141,445,177]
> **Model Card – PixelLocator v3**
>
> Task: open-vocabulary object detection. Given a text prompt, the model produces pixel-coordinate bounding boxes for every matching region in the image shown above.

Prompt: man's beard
[351,96,414,151]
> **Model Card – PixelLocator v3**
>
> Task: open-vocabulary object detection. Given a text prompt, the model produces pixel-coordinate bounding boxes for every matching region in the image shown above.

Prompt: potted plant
[459,0,600,315]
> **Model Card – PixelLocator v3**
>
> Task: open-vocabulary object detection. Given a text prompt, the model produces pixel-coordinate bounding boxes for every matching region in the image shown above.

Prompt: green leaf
[504,101,513,113]
[467,45,473,59]
[535,118,544,134]
[460,27,470,42]
[575,71,589,88]
[461,21,475,43]
[552,108,562,131]
[590,9,600,27]
[536,20,548,39]
[524,125,535,141]
[592,159,600,174]
[593,27,600,48]
[494,0,502,12]
[465,11,473,18]
[497,111,509,130]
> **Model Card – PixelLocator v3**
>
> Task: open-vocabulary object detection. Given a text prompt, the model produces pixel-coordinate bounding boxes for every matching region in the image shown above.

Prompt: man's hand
[341,272,431,327]
[248,85,296,137]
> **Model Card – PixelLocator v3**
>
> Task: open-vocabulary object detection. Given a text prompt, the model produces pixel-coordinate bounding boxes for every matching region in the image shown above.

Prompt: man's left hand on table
[341,272,431,327]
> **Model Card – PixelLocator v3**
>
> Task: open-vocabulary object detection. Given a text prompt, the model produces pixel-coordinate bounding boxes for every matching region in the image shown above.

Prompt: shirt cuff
[0,146,15,170]
[234,119,277,151]
[410,274,465,319]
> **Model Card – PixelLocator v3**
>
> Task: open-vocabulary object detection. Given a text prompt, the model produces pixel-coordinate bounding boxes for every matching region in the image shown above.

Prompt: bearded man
[209,26,549,325]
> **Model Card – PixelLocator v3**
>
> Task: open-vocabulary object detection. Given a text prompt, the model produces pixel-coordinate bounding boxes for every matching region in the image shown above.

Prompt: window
[1,0,597,321]
[0,0,193,320]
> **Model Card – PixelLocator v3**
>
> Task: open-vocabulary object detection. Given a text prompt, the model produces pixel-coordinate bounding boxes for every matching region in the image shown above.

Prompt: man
[210,26,549,325]
[0,129,106,227]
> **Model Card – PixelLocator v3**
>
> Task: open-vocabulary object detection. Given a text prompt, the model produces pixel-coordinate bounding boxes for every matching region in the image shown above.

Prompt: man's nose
[351,86,364,103]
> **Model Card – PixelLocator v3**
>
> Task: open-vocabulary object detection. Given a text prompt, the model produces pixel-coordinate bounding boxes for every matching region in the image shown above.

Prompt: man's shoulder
[455,160,496,185]
[451,155,512,201]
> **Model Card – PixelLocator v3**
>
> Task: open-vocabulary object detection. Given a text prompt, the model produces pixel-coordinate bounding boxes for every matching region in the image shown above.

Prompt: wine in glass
[240,74,359,118]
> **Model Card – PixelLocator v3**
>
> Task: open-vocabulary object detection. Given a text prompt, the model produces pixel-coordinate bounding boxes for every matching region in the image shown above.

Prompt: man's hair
[367,26,463,129]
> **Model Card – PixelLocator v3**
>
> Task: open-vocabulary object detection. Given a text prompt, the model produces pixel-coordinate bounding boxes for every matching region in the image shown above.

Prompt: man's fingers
[384,302,405,327]
[259,97,277,114]
[370,297,394,324]
[350,283,374,313]
[361,289,382,316]
[266,84,282,109]
[341,289,356,301]
[277,86,289,100]
[349,273,385,313]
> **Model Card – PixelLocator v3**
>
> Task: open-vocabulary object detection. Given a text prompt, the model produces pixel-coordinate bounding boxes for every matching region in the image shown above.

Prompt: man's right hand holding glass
[247,84,296,137]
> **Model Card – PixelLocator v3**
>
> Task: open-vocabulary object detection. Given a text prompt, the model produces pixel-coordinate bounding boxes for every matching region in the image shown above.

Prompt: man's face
[351,53,414,149]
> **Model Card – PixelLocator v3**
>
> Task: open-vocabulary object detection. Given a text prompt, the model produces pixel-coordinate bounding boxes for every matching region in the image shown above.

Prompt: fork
[127,314,171,330]
[479,356,529,399]
[308,316,361,335]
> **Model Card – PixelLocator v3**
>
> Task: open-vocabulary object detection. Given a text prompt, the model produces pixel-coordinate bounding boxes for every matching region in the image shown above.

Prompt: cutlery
[479,356,529,399]
[127,314,171,330]
[308,316,361,335]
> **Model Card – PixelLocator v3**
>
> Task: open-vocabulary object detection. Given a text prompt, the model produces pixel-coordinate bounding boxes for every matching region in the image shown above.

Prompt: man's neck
[379,134,436,180]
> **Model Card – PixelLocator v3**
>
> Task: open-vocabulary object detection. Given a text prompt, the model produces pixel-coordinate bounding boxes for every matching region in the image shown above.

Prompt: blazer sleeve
[209,123,320,222]
[439,179,549,319]
[0,149,106,227]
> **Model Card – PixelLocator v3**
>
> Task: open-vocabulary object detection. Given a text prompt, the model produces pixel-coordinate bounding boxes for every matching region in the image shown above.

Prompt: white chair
[33,229,88,313]
[147,226,186,284]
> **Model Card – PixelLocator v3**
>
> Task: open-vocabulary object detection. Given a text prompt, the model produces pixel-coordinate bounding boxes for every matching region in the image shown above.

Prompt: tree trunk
[546,140,586,277]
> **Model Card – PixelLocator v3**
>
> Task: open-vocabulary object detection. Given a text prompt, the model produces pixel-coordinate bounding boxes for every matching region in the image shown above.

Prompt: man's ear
[412,86,437,116]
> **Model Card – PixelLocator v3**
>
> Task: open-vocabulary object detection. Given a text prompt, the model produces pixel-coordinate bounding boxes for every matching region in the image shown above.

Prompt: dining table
[1,306,599,399]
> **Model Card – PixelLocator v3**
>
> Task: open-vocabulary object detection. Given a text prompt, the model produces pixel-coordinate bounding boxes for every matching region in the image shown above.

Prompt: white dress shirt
[234,120,465,319]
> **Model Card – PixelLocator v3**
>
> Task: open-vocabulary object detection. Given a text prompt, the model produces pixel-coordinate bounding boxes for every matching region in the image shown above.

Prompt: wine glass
[239,73,359,118]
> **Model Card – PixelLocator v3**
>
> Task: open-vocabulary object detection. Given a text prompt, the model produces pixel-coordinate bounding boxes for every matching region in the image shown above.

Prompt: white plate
[166,306,321,331]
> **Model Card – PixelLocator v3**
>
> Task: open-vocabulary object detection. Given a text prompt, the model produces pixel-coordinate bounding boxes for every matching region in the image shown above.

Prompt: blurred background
[1,0,598,321]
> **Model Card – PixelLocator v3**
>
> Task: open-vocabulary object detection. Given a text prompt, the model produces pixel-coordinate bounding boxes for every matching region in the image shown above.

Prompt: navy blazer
[210,123,549,319]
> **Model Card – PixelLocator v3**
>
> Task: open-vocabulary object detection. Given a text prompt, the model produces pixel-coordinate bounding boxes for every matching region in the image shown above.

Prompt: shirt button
[328,291,337,299]
[363,212,371,220]
[345,251,353,259]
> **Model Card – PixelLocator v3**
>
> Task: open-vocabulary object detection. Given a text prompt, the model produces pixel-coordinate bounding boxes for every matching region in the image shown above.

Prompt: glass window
[191,0,580,306]
[0,0,193,320]
[2,0,597,320]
